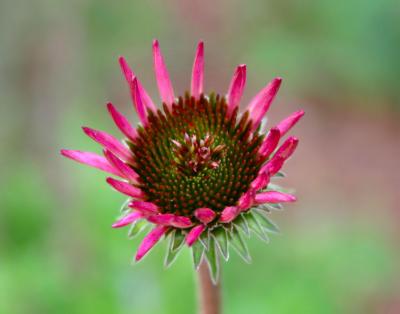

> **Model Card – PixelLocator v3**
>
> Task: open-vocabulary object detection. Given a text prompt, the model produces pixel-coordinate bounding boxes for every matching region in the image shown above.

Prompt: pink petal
[82,127,134,163]
[259,156,285,176]
[219,206,241,223]
[129,201,159,216]
[106,177,144,198]
[112,211,143,228]
[119,56,157,113]
[153,39,175,106]
[276,110,305,137]
[227,64,246,117]
[135,225,168,261]
[171,215,193,228]
[259,127,280,158]
[274,136,299,159]
[60,149,122,177]
[237,190,255,211]
[254,191,296,204]
[186,224,206,246]
[103,150,139,183]
[190,41,204,99]
[250,172,271,191]
[131,77,148,126]
[246,77,282,132]
[147,213,175,225]
[106,103,138,142]
[194,207,216,224]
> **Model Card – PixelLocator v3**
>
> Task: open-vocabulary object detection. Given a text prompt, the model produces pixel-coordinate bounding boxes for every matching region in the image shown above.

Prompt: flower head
[61,40,304,283]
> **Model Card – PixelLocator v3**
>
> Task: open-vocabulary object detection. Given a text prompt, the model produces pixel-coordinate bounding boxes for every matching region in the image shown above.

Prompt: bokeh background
[1,0,400,313]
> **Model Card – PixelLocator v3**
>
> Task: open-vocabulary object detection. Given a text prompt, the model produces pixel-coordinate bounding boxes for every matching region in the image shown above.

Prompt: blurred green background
[1,0,400,313]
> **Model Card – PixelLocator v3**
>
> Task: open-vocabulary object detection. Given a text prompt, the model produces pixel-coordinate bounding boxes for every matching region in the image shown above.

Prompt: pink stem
[197,260,221,314]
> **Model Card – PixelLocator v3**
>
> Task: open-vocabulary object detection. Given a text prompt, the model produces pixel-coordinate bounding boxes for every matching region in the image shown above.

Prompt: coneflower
[61,40,303,312]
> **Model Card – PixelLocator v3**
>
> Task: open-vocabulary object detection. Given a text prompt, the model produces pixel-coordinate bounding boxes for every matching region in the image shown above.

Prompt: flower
[61,40,304,283]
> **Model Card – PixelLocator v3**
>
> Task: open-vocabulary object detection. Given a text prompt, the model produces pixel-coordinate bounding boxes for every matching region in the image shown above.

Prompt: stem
[197,260,221,314]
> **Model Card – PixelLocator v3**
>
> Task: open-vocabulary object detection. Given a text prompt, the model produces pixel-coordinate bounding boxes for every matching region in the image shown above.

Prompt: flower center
[130,94,265,216]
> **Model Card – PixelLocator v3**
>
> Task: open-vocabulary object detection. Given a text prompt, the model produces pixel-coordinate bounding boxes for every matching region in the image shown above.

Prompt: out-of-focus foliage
[1,0,399,313]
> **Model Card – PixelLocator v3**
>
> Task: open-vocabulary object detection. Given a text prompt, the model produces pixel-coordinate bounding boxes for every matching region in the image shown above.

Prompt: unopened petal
[112,211,143,228]
[190,41,204,99]
[275,136,299,160]
[153,39,175,106]
[254,191,296,204]
[82,127,134,163]
[250,172,271,191]
[246,77,282,132]
[276,110,305,137]
[186,224,206,246]
[60,149,122,177]
[135,225,168,261]
[194,207,216,224]
[227,64,246,117]
[106,177,144,198]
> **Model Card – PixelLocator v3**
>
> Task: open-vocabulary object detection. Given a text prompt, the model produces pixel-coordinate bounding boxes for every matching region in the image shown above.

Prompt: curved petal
[259,156,285,176]
[135,225,168,261]
[259,127,280,158]
[131,77,149,126]
[82,127,134,163]
[106,103,138,142]
[274,136,299,159]
[147,214,193,228]
[153,39,175,106]
[112,211,143,228]
[103,150,139,183]
[190,41,204,99]
[186,224,206,246]
[219,206,241,223]
[276,110,305,137]
[254,191,296,204]
[250,172,270,191]
[227,64,246,117]
[60,149,122,177]
[194,207,216,224]
[106,177,144,198]
[237,190,255,211]
[246,77,282,132]
[129,201,159,216]
[118,56,157,113]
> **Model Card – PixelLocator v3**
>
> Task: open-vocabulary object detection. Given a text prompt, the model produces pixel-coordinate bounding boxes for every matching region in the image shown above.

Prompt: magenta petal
[60,149,122,177]
[275,136,299,159]
[106,103,138,142]
[259,127,280,158]
[147,213,175,225]
[237,190,255,211]
[246,77,282,132]
[103,150,139,183]
[227,64,246,117]
[254,191,297,204]
[119,57,157,113]
[250,172,271,191]
[219,206,241,223]
[259,156,285,176]
[171,215,193,228]
[112,211,143,228]
[129,201,159,216]
[186,224,206,246]
[194,207,216,224]
[131,78,148,126]
[190,41,204,99]
[152,39,175,106]
[106,177,144,198]
[276,110,305,137]
[135,225,168,261]
[82,127,134,163]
